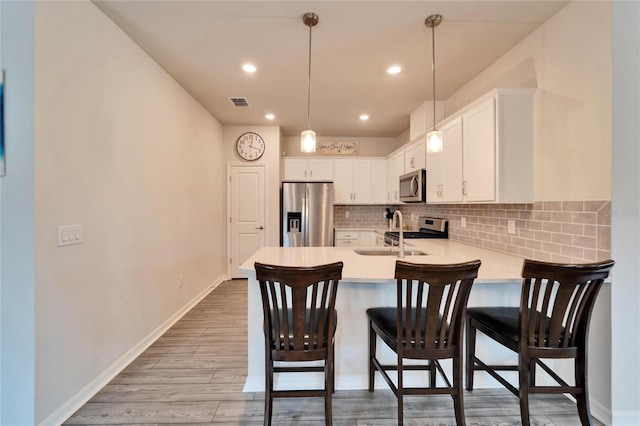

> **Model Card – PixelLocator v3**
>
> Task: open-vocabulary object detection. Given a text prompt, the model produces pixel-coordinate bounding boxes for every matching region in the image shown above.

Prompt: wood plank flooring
[64,280,600,425]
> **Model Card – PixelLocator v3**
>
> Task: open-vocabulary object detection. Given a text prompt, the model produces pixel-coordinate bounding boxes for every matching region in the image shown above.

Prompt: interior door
[228,165,266,278]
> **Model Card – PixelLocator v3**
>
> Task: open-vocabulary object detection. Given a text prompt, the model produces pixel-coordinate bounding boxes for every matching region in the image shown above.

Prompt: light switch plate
[461,217,466,228]
[507,220,516,235]
[58,225,83,247]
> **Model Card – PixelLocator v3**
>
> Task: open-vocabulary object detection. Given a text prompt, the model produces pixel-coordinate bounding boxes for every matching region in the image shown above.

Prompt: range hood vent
[228,97,250,108]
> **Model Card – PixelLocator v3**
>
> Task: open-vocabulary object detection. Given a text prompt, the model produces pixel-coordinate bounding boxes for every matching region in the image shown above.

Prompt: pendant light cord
[431,22,436,131]
[307,23,313,130]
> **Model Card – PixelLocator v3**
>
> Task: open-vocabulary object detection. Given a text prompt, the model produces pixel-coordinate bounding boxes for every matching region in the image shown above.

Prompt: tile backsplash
[334,201,611,263]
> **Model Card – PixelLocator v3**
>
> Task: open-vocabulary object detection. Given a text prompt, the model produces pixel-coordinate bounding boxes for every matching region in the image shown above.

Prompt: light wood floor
[65,280,600,425]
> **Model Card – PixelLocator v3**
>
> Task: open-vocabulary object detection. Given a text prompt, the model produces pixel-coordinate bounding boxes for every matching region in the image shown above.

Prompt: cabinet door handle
[310,170,313,178]
[255,226,264,230]
[462,181,468,196]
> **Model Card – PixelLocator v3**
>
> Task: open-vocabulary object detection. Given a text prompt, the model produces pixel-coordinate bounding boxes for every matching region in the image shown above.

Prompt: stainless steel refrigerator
[281,182,334,247]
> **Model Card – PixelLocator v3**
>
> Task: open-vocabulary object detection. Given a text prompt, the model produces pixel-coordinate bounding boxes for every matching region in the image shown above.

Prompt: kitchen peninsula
[239,238,525,392]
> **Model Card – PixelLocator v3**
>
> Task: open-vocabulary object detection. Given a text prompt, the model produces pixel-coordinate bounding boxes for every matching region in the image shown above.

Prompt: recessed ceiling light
[242,64,257,73]
[360,114,370,121]
[265,113,275,120]
[387,65,402,75]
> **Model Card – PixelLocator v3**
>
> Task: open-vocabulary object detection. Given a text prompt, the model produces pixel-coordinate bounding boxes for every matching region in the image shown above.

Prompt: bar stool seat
[465,259,615,426]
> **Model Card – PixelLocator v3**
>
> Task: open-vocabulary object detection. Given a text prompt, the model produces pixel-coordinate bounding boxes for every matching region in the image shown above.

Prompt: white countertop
[239,239,524,284]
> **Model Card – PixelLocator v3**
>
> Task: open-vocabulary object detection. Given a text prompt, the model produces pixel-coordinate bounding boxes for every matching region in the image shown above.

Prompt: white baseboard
[611,409,640,425]
[590,397,612,425]
[39,275,228,426]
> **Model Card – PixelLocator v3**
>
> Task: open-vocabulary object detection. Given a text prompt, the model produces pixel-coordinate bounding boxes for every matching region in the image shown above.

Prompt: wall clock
[235,132,265,161]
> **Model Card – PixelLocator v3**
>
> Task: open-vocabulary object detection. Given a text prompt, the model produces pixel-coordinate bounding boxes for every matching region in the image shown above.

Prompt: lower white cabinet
[335,230,379,247]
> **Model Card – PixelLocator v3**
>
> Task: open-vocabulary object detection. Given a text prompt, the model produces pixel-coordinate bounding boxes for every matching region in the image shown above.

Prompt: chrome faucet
[393,209,405,258]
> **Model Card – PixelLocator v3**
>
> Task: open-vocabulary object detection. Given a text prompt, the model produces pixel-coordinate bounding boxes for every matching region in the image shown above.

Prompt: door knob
[256,226,264,230]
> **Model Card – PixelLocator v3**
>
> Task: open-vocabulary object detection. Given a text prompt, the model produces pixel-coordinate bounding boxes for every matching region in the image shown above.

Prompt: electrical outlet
[461,217,466,228]
[507,220,516,234]
[345,211,350,218]
[57,224,83,247]
[411,213,415,221]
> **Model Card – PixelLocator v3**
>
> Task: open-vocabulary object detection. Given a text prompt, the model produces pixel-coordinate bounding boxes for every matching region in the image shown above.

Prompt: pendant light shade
[301,12,319,153]
[425,14,443,153]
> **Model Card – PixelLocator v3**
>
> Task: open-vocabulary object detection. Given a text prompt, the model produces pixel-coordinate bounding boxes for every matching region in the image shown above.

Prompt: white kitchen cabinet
[404,137,426,172]
[462,97,496,202]
[334,230,378,247]
[385,150,404,203]
[426,117,463,203]
[283,158,334,181]
[409,100,445,142]
[334,230,359,247]
[334,159,385,204]
[461,89,534,203]
[358,231,377,247]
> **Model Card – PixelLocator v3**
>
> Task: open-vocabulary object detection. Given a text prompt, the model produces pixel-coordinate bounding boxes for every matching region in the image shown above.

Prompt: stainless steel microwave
[399,169,426,203]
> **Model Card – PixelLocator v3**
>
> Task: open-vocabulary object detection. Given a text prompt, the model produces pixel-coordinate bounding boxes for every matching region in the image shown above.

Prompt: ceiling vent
[228,97,250,108]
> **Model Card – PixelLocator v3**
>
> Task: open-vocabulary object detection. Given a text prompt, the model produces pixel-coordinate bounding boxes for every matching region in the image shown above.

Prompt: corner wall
[1,2,36,424]
[33,1,226,423]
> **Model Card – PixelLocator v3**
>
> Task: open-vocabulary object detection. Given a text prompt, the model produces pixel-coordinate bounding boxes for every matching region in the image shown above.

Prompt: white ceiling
[93,0,569,138]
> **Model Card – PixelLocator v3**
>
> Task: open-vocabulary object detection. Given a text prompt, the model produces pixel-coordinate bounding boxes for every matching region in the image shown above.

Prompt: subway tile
[543,222,562,233]
[583,249,597,262]
[532,201,544,210]
[505,244,520,255]
[534,211,552,221]
[552,233,572,245]
[573,212,597,224]
[597,250,612,261]
[585,200,607,212]
[518,247,535,258]
[519,210,534,220]
[562,245,584,259]
[519,229,535,240]
[533,251,553,262]
[512,237,526,247]
[597,226,611,250]
[552,254,573,263]
[535,231,553,242]
[526,239,543,251]
[543,201,562,211]
[597,207,612,225]
[562,201,584,212]
[584,225,597,237]
[527,220,543,230]
[552,211,573,223]
[573,235,597,250]
[562,223,584,235]
[543,242,563,255]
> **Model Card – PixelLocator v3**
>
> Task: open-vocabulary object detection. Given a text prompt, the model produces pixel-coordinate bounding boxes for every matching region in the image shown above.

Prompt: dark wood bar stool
[254,261,343,426]
[367,259,482,426]
[466,259,614,426]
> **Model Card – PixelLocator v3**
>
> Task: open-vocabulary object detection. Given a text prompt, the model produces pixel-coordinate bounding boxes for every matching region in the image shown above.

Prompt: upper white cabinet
[426,117,463,203]
[425,88,534,204]
[462,97,496,202]
[404,137,426,172]
[385,150,404,203]
[462,90,534,203]
[283,158,334,181]
[409,100,445,142]
[334,159,386,204]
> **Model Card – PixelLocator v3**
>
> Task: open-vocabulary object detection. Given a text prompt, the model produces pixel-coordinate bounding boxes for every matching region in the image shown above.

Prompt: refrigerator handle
[302,184,309,246]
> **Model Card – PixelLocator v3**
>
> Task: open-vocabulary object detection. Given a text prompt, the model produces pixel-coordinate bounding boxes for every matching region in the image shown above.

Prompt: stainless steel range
[384,216,448,246]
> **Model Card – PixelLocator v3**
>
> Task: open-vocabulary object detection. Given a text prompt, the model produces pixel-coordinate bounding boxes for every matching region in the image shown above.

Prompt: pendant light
[425,14,443,153]
[301,12,319,153]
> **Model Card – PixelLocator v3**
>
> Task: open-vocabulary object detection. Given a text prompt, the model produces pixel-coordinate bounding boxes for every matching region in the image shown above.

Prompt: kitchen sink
[354,248,428,256]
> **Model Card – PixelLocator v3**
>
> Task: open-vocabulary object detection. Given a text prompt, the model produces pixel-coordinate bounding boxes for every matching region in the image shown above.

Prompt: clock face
[235,132,265,161]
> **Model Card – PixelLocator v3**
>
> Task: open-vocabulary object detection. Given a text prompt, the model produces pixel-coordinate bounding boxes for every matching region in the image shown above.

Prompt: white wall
[445,1,611,202]
[32,1,226,423]
[1,2,36,424]
[611,1,640,424]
